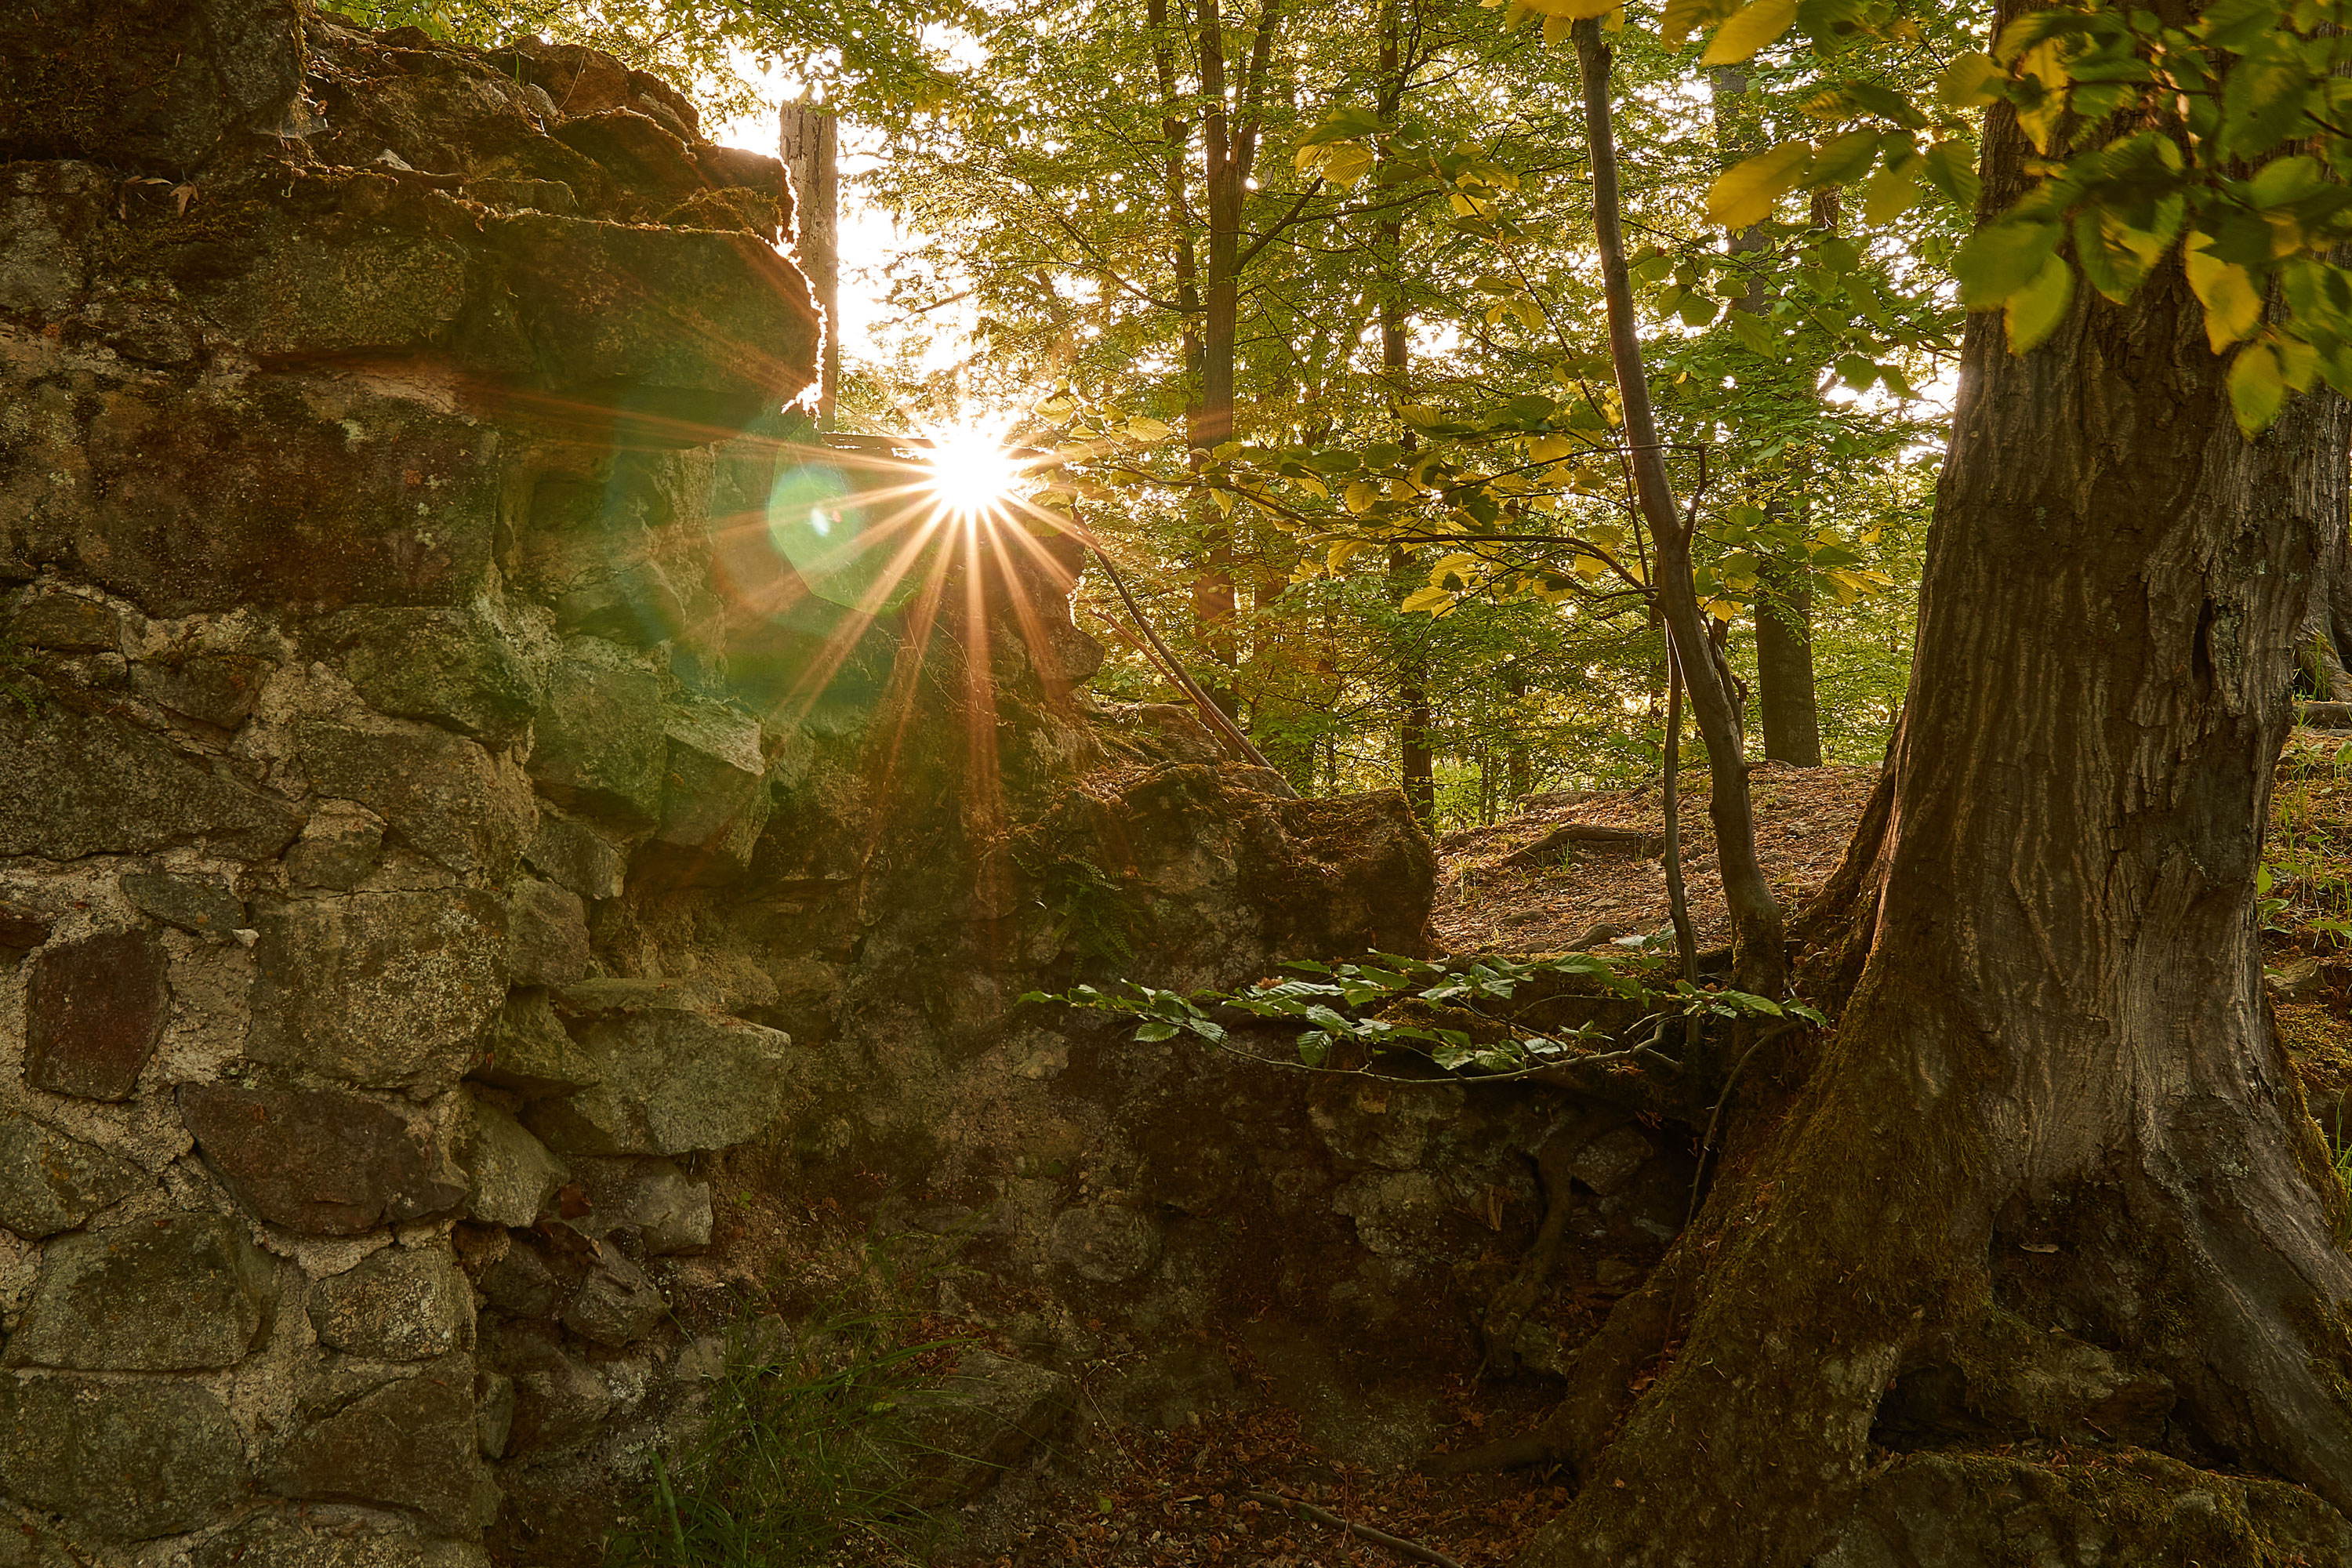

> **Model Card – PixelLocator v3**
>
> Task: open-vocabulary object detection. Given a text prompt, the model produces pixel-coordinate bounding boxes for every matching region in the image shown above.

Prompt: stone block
[120,868,245,937]
[0,163,103,321]
[297,715,534,881]
[560,1247,664,1347]
[524,637,666,827]
[481,1319,611,1457]
[6,1211,276,1370]
[645,697,770,882]
[196,227,476,359]
[460,1094,566,1228]
[474,1236,566,1318]
[7,587,122,652]
[0,704,303,861]
[0,1375,246,1539]
[285,800,385,890]
[0,1115,148,1236]
[324,605,546,746]
[129,651,271,728]
[24,926,169,1100]
[895,1350,1074,1508]
[570,1156,710,1254]
[1048,1203,1161,1285]
[16,372,499,619]
[308,1244,474,1360]
[248,891,506,1090]
[476,1368,516,1460]
[522,806,630,901]
[0,901,51,952]
[265,1357,499,1535]
[507,877,590,986]
[181,1083,468,1236]
[191,1512,492,1568]
[473,990,603,1098]
[523,1007,795,1156]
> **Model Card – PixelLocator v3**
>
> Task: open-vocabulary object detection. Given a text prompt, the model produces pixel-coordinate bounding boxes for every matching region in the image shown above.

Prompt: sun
[924,421,1024,524]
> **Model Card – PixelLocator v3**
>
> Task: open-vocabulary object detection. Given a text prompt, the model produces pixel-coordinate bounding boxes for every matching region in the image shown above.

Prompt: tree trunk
[1518,34,2352,1566]
[1755,551,1823,764]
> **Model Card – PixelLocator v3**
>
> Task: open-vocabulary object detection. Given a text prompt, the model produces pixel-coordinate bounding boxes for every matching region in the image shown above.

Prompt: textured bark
[1755,554,1824,765]
[1519,35,2352,1566]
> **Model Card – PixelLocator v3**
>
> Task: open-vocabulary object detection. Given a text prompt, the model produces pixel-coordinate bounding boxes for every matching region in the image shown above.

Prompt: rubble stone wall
[0,6,1700,1565]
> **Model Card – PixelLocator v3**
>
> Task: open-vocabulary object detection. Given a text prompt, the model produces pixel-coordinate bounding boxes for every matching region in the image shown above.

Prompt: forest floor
[944,739,2352,1567]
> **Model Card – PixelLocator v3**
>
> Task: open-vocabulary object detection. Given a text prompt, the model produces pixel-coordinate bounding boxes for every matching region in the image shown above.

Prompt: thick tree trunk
[1518,46,2352,1568]
[1755,552,1822,764]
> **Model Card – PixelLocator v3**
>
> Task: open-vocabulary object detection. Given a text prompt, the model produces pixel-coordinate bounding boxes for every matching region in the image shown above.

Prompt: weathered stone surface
[473,1236,567,1318]
[6,371,500,619]
[508,876,590,986]
[324,604,546,746]
[7,586,122,651]
[0,1375,246,1539]
[1,0,307,169]
[525,637,666,826]
[0,162,104,321]
[522,806,630,901]
[192,223,476,360]
[182,1083,468,1235]
[0,1517,76,1568]
[560,1247,664,1347]
[247,891,505,1089]
[0,1115,147,1236]
[129,650,270,728]
[895,1350,1075,1508]
[285,800,385,890]
[460,1094,566,1228]
[24,926,169,1100]
[473,989,602,1098]
[646,697,769,880]
[191,1512,492,1568]
[523,1007,795,1156]
[6,1210,275,1370]
[297,716,534,880]
[265,1356,499,1534]
[476,1368,516,1461]
[571,1156,710,1254]
[0,901,51,951]
[481,1320,612,1457]
[308,1243,473,1360]
[1048,1203,1162,1285]
[0,704,303,860]
[121,867,244,936]
[485,38,702,140]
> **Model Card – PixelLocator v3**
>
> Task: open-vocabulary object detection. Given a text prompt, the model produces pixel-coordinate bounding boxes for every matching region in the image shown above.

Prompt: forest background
[339,0,1984,830]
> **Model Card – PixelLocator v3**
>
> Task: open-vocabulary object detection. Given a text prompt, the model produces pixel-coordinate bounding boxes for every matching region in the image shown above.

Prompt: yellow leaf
[1318,143,1376,186]
[1512,296,1548,331]
[1528,434,1573,462]
[1522,0,1621,14]
[1700,0,1796,66]
[1428,551,1479,585]
[1343,481,1381,515]
[1399,586,1457,615]
[2185,234,2264,352]
[1125,416,1173,441]
[1542,11,1571,44]
[1707,142,1813,230]
[2004,252,2074,354]
[1860,156,1920,227]
[1327,539,1364,572]
[1936,51,2002,111]
[1661,0,1739,45]
[1293,474,1329,499]
[2228,342,2287,436]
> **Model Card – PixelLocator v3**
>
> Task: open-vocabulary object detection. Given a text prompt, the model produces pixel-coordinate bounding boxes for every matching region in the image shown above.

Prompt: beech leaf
[1700,0,1797,66]
[1706,141,1813,230]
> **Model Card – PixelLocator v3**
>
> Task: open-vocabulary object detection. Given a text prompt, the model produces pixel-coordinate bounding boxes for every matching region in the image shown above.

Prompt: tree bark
[1519,28,2352,1566]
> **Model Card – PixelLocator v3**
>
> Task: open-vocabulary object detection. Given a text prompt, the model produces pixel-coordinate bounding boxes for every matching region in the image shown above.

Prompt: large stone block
[181,1083,468,1235]
[297,716,534,881]
[248,890,506,1089]
[0,0,307,168]
[0,1116,148,1236]
[521,805,629,901]
[472,990,603,1098]
[321,604,547,746]
[120,868,245,936]
[645,697,769,882]
[4,370,499,619]
[506,877,590,986]
[191,1512,492,1568]
[523,1007,795,1156]
[265,1357,499,1534]
[524,637,666,827]
[6,1210,276,1370]
[459,1094,565,1229]
[23,926,169,1100]
[0,1374,246,1539]
[0,704,303,860]
[0,163,106,321]
[307,1243,473,1360]
[194,225,476,359]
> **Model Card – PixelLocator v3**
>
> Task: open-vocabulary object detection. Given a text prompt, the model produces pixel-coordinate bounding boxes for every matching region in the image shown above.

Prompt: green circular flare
[765,463,925,612]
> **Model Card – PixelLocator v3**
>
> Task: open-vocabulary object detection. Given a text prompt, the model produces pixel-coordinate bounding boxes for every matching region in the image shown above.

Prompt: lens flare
[924,422,1023,524]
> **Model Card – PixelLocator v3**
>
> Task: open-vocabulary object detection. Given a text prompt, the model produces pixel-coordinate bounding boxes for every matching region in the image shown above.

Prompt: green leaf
[2004,256,2072,352]
[1700,0,1798,65]
[2223,33,2316,160]
[1937,50,2002,110]
[1726,306,1775,353]
[2229,340,2288,435]
[1952,219,2063,309]
[2186,233,2266,351]
[1918,140,1982,212]
[1134,1021,1179,1042]
[1806,128,1882,189]
[1860,151,1922,226]
[1707,141,1813,229]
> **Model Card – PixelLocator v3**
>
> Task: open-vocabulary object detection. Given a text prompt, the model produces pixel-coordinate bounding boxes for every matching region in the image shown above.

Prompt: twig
[1243,1490,1468,1568]
[1683,1018,1802,1231]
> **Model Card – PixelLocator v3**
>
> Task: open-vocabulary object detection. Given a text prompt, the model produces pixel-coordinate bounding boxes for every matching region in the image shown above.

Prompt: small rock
[560,1247,666,1347]
[476,1369,517,1460]
[507,877,590,986]
[2268,956,2325,1004]
[460,1095,568,1228]
[24,927,169,1101]
[297,714,535,881]
[0,900,51,951]
[1568,1125,1654,1196]
[1048,1203,1161,1284]
[5,1211,277,1371]
[522,806,630,902]
[481,1320,612,1457]
[308,1244,474,1360]
[285,800,386,890]
[0,1116,149,1236]
[191,1511,493,1568]
[121,868,245,937]
[473,990,604,1098]
[569,1156,711,1254]
[523,1007,795,1156]
[525,637,668,829]
[181,1083,469,1236]
[895,1349,1074,1507]
[8,589,124,652]
[131,652,270,729]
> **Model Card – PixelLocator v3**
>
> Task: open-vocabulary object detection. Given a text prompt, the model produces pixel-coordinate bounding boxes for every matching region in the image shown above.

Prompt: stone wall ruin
[0,6,1706,1563]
